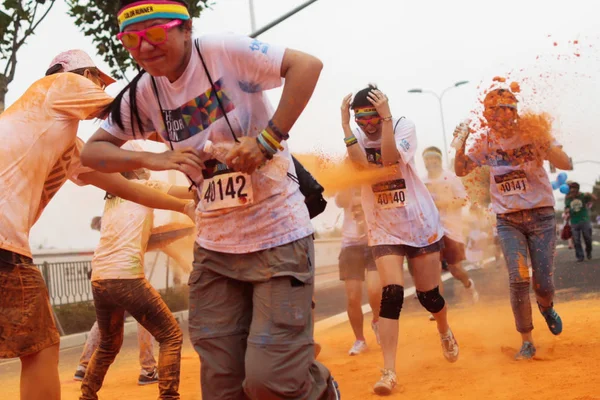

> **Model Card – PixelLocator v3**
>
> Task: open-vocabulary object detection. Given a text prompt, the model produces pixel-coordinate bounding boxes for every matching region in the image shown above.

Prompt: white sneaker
[348,340,368,356]
[440,329,459,363]
[373,368,397,395]
[466,279,479,303]
[428,313,436,321]
[371,320,381,346]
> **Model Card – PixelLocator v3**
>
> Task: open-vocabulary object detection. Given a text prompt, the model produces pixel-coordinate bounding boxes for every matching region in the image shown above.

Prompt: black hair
[45,64,100,77]
[351,84,378,109]
[110,0,192,137]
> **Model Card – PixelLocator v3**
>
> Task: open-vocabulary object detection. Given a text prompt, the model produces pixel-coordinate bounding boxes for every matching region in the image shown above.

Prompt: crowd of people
[0,0,587,399]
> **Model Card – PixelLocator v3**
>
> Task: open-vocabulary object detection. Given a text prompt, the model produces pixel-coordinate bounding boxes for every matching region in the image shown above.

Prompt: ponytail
[108,69,148,138]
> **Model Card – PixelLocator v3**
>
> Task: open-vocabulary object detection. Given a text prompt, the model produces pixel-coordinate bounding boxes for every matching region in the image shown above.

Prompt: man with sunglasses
[454,88,573,360]
[342,85,458,395]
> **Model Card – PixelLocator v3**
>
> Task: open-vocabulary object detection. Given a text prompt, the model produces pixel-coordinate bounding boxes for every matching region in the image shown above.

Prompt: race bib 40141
[202,171,253,211]
[494,170,528,196]
[372,179,407,209]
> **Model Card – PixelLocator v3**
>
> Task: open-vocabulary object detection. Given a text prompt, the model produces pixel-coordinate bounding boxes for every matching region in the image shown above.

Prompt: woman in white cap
[0,50,194,400]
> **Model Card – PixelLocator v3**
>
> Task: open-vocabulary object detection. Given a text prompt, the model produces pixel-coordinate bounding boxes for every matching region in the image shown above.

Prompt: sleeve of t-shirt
[46,73,113,121]
[393,119,417,164]
[199,34,285,92]
[100,76,156,140]
[68,138,95,186]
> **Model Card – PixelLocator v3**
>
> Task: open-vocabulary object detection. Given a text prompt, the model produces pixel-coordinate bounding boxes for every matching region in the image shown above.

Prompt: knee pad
[379,284,404,320]
[417,286,445,314]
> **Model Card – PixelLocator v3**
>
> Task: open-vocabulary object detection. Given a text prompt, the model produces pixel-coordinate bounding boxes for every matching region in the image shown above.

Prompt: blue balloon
[559,183,570,194]
[557,172,568,185]
[551,181,560,190]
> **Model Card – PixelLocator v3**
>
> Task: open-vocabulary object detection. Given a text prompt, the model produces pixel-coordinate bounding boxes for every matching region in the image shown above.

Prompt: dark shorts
[440,236,466,265]
[338,245,377,281]
[0,249,60,359]
[371,239,443,261]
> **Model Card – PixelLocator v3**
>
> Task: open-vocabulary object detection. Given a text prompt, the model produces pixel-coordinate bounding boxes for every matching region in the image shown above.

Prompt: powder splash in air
[292,153,399,196]
[493,76,506,83]
[510,82,521,93]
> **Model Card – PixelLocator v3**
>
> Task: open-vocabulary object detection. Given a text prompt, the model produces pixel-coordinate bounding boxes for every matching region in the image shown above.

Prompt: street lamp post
[408,80,469,166]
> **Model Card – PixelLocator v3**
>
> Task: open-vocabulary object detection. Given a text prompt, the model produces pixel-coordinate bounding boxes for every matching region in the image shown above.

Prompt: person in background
[335,187,382,356]
[564,181,596,261]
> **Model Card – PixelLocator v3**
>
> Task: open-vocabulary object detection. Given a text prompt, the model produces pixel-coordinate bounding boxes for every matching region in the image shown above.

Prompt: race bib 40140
[494,170,528,196]
[372,179,407,209]
[202,171,253,211]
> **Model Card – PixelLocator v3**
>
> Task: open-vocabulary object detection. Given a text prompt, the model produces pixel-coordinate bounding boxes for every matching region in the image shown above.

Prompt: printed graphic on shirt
[161,78,235,142]
[365,147,382,166]
[486,143,536,167]
[570,199,584,213]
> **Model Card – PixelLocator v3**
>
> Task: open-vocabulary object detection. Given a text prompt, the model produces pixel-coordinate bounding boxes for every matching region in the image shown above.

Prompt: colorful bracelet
[256,137,274,160]
[268,120,290,140]
[257,133,278,156]
[344,135,358,147]
[260,130,284,151]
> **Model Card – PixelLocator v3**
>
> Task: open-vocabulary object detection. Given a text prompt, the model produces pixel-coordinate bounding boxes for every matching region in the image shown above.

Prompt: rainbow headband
[117,1,190,32]
[355,107,378,118]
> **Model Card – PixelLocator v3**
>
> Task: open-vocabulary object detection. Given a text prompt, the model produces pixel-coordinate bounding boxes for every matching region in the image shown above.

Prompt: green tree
[66,0,212,80]
[0,0,57,113]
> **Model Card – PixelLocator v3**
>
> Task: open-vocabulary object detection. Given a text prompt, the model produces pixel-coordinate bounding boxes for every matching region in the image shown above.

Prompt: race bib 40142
[494,170,528,196]
[202,171,253,211]
[372,179,407,209]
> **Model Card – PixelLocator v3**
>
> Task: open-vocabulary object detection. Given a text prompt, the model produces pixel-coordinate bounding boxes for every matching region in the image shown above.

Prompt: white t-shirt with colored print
[91,180,171,281]
[422,170,468,244]
[355,118,443,248]
[0,73,111,258]
[466,129,556,215]
[100,34,313,254]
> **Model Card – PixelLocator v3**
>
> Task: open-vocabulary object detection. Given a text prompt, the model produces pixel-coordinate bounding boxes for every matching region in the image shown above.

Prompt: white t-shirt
[355,118,443,247]
[466,129,556,215]
[0,73,110,258]
[101,34,313,254]
[339,189,368,248]
[92,180,171,281]
[422,170,468,244]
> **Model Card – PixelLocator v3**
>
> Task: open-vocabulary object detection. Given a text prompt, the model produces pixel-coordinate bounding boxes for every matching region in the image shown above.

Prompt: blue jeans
[571,221,592,260]
[496,207,556,333]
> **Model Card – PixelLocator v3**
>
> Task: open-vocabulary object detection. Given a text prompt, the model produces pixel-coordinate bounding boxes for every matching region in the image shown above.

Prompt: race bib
[494,170,528,196]
[372,179,407,209]
[202,172,253,211]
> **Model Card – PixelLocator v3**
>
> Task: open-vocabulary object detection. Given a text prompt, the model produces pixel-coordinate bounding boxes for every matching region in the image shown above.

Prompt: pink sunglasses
[117,20,182,50]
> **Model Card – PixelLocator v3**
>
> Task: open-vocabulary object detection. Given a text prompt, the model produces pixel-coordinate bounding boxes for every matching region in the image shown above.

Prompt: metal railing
[37,260,93,306]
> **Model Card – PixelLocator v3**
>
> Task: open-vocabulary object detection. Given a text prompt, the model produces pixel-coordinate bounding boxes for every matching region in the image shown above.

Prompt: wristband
[268,120,290,141]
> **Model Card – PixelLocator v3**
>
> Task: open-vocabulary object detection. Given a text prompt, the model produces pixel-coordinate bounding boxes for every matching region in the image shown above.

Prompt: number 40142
[204,175,248,203]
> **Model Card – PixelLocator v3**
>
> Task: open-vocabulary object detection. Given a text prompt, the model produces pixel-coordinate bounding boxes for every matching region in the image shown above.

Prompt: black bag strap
[194,39,239,143]
[393,117,405,133]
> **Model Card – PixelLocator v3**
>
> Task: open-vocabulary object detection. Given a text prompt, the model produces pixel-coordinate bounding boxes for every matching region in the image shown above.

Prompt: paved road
[1,239,598,387]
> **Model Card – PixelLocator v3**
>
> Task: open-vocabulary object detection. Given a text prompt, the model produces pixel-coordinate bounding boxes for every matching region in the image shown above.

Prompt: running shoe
[440,329,459,363]
[373,368,397,396]
[467,278,480,303]
[515,341,536,360]
[73,365,86,381]
[138,367,159,385]
[371,320,381,346]
[429,314,436,321]
[348,340,368,356]
[538,303,563,335]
